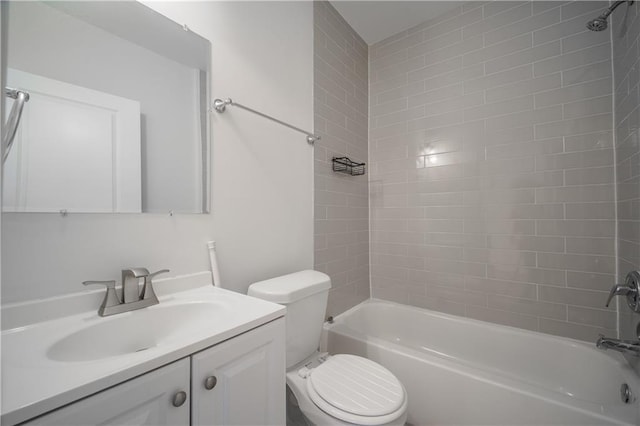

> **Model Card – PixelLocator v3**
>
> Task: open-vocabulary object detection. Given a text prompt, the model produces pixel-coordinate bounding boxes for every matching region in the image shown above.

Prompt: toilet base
[286,385,309,426]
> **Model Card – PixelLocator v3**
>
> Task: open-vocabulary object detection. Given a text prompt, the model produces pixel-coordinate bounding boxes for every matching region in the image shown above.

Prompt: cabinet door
[192,318,286,426]
[24,359,190,426]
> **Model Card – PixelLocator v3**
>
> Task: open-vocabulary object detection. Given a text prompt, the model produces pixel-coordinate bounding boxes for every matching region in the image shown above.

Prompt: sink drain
[621,383,634,403]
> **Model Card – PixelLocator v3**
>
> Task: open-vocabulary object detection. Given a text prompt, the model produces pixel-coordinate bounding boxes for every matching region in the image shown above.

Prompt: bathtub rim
[326,298,622,353]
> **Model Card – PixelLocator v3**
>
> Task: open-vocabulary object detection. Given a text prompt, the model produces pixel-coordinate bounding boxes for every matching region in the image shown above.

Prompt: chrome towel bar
[213,98,320,145]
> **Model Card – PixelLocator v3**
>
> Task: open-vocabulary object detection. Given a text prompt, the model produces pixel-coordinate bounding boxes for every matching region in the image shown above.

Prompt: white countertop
[1,276,285,426]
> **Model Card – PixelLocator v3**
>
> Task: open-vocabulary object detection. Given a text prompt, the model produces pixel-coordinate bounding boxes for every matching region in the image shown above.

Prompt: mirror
[3,1,211,214]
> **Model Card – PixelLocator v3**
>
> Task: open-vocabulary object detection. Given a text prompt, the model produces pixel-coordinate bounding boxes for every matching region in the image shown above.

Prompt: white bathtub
[321,299,640,425]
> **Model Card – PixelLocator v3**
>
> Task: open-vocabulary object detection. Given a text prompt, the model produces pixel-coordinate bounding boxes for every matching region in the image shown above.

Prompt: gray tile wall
[368,1,616,341]
[314,1,370,317]
[612,2,640,342]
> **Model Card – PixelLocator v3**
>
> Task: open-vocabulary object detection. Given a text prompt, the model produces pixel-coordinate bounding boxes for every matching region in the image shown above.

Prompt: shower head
[586,1,633,32]
[586,15,609,31]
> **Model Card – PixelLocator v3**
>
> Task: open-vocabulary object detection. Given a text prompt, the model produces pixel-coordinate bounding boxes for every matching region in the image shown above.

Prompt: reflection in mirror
[3,1,211,213]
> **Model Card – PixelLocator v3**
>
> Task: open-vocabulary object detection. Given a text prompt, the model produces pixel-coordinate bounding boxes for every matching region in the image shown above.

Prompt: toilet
[248,270,408,426]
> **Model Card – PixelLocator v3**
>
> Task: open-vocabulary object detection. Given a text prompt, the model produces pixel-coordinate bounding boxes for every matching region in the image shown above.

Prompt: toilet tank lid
[248,270,331,304]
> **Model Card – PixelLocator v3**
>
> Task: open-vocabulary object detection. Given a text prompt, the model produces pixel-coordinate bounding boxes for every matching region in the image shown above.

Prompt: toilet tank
[248,270,331,368]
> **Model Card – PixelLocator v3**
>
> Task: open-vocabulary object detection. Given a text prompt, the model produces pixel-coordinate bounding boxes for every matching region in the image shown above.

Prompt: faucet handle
[606,272,640,311]
[148,269,170,280]
[605,284,634,307]
[83,280,121,316]
[141,269,170,301]
[83,279,116,289]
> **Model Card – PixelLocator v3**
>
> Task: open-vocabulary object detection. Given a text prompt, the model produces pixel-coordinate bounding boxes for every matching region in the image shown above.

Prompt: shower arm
[2,87,30,164]
[600,0,627,19]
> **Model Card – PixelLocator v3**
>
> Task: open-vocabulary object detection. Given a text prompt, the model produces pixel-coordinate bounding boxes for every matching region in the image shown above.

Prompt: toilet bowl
[248,270,408,426]
[286,352,408,426]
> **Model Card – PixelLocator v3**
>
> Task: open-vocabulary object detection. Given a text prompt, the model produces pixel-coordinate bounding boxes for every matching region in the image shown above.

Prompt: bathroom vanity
[1,274,286,426]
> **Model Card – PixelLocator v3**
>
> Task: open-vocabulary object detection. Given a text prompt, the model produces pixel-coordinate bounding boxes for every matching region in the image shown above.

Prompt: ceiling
[329,1,463,45]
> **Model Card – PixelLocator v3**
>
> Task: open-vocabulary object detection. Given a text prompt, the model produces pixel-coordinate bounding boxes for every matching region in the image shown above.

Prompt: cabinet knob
[172,391,187,407]
[204,375,217,390]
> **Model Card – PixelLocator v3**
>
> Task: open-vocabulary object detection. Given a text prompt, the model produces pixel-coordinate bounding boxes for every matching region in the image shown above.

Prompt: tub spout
[596,335,640,356]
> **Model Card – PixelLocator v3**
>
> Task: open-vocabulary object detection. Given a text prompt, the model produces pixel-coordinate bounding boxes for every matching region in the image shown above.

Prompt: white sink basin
[47,302,226,362]
[1,279,285,426]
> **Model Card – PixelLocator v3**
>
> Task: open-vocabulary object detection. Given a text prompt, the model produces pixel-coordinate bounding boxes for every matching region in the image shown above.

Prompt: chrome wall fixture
[596,271,640,357]
[213,98,320,145]
[586,1,634,31]
[3,87,30,164]
[605,270,640,312]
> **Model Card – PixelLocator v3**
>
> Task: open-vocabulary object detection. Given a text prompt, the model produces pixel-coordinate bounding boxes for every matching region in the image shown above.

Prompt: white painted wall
[1,1,314,303]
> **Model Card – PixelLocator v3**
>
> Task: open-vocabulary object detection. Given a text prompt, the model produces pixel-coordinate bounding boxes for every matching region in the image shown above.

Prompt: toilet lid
[307,354,405,419]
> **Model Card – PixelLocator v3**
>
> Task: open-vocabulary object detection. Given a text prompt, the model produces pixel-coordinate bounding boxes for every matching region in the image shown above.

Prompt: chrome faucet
[605,271,640,312]
[596,335,640,357]
[597,271,640,357]
[84,268,169,316]
[122,268,150,303]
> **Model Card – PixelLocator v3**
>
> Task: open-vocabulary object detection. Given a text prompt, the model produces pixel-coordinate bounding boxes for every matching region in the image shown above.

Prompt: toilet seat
[306,354,407,425]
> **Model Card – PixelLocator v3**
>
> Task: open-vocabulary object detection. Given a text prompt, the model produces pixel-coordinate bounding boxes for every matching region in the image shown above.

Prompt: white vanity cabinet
[191,318,286,425]
[23,358,191,426]
[21,319,285,426]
